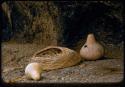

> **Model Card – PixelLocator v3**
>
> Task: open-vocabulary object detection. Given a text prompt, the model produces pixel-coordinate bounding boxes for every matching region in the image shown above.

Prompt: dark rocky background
[2,1,123,45]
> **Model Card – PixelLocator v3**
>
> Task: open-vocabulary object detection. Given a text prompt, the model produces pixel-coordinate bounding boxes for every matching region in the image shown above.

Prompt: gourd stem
[86,33,96,44]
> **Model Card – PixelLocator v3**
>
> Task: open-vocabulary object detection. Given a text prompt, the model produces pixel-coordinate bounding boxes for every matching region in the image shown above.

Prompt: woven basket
[31,46,81,70]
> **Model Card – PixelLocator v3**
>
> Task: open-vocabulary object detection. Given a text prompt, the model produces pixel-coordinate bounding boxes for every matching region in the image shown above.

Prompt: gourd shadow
[97,56,111,60]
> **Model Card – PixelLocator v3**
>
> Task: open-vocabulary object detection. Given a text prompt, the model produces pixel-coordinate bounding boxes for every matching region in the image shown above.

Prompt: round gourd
[25,63,42,81]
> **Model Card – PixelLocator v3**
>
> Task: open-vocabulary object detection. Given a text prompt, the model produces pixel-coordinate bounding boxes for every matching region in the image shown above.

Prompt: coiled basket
[31,46,81,70]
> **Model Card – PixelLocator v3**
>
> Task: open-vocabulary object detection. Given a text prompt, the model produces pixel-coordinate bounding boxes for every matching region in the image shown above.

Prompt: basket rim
[32,46,67,57]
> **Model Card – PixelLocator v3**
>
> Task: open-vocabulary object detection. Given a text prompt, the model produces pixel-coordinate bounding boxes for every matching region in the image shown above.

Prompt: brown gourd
[80,33,104,60]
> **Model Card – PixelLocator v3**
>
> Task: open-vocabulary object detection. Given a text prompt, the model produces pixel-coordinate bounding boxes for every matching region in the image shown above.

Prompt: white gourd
[25,62,42,81]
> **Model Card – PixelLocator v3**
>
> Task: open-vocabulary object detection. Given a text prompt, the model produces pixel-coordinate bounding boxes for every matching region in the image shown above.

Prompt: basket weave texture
[31,46,81,70]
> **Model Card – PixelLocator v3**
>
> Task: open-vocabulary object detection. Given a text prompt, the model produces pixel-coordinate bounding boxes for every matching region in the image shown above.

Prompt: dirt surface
[1,42,124,83]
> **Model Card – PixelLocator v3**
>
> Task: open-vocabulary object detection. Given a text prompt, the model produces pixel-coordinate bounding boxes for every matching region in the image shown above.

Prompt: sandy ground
[1,42,124,83]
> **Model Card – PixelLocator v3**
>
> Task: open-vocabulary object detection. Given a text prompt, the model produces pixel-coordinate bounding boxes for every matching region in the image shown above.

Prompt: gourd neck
[86,34,96,45]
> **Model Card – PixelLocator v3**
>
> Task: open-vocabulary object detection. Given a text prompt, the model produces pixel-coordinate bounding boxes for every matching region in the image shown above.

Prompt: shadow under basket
[31,46,81,70]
